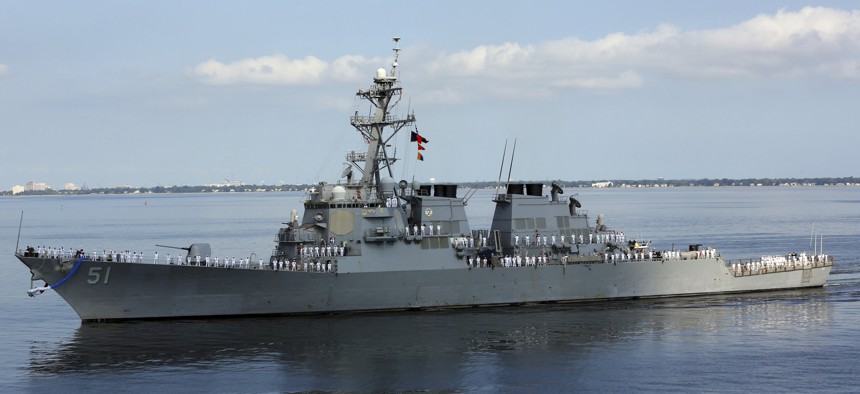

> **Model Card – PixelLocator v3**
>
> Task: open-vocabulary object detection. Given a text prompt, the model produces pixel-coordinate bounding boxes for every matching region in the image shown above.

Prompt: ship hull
[18,255,831,322]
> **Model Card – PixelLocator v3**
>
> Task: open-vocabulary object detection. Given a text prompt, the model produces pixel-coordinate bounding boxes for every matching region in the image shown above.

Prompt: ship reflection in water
[29,288,833,392]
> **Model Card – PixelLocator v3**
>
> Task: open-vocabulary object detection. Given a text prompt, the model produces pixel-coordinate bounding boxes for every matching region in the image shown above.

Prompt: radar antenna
[390,37,401,76]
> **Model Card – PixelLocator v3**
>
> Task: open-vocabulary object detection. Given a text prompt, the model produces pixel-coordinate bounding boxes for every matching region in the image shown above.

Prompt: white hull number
[87,266,112,285]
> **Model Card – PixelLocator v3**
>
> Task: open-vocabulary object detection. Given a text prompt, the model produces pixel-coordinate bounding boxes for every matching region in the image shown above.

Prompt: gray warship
[16,38,833,322]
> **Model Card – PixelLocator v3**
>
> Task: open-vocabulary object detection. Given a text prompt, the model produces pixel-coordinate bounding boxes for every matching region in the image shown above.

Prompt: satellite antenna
[341,166,354,184]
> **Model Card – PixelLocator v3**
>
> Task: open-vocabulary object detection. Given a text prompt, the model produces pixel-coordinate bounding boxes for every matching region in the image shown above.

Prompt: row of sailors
[95,251,198,264]
[27,246,81,259]
[731,254,831,274]
[114,252,338,273]
[689,249,717,259]
[410,230,632,249]
[162,254,336,273]
[169,255,260,268]
[470,250,663,268]
[513,232,627,247]
[662,250,683,260]
[453,236,488,249]
[464,256,554,268]
[163,255,337,272]
[786,252,830,263]
[104,251,337,273]
[478,248,715,267]
[271,259,333,272]
[91,253,263,267]
[404,226,492,248]
[605,251,655,262]
[732,260,803,274]
[32,248,154,263]
[405,223,443,236]
[384,196,400,207]
[595,232,625,244]
[467,257,489,268]
[26,246,337,272]
[602,249,716,263]
[300,245,345,258]
[495,255,553,267]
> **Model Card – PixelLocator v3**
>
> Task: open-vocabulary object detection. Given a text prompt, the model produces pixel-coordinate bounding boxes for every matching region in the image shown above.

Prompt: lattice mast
[349,37,416,200]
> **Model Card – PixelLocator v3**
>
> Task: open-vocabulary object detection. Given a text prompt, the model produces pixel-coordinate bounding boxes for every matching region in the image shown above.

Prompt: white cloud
[421,6,860,96]
[426,43,536,78]
[329,55,377,82]
[0,64,8,76]
[666,7,860,78]
[190,7,860,98]
[191,55,327,85]
[190,54,376,85]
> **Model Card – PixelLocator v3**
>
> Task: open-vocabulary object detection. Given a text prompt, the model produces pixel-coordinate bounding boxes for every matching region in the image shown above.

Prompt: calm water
[1,187,859,392]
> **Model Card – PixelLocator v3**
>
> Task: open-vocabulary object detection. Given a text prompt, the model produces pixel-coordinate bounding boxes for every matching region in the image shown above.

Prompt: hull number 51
[87,266,112,285]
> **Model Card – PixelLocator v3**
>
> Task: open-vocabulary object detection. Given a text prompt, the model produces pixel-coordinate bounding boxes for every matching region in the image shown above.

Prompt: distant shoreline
[4,177,859,196]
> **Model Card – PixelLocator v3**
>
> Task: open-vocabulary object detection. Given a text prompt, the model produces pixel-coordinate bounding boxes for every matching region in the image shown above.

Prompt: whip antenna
[15,211,23,253]
[494,140,508,199]
[506,138,518,187]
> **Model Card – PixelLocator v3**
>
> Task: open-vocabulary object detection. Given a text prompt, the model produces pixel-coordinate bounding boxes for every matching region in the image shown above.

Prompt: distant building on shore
[10,181,53,195]
[206,179,245,187]
[26,181,51,191]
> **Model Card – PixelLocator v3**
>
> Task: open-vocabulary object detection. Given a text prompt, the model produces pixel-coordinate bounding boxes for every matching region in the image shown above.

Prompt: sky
[2,1,859,189]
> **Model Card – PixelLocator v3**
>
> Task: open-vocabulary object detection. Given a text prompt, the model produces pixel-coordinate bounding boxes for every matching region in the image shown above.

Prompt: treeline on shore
[5,177,859,197]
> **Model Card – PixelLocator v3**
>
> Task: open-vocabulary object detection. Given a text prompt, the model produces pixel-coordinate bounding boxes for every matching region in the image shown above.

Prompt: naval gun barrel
[156,244,191,251]
[156,243,212,258]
